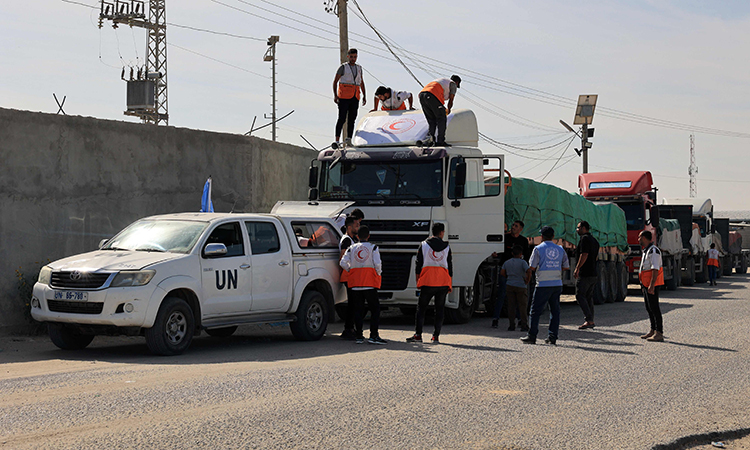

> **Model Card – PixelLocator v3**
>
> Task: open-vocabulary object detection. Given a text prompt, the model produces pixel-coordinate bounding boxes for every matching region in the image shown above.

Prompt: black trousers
[575,276,598,322]
[351,288,380,339]
[415,286,449,337]
[343,286,355,332]
[642,286,663,333]
[335,96,359,139]
[418,92,447,143]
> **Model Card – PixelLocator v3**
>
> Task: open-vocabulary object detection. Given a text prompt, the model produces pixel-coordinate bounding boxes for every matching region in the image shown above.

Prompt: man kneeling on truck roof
[371,86,414,111]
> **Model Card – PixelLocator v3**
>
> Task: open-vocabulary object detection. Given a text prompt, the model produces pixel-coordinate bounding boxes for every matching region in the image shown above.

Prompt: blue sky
[2,0,749,209]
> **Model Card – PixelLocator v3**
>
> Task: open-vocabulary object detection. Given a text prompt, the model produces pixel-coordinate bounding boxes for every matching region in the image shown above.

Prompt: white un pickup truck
[31,202,349,355]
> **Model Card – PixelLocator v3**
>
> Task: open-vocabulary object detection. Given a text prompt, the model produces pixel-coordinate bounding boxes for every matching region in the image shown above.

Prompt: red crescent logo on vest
[381,118,416,135]
[355,246,370,262]
[429,249,446,262]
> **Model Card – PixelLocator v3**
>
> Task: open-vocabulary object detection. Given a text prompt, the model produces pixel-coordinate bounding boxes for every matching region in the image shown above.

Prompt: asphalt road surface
[2,277,750,450]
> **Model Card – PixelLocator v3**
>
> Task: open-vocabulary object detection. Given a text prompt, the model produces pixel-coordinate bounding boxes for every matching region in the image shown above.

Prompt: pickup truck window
[203,222,245,257]
[292,222,339,249]
[245,221,281,254]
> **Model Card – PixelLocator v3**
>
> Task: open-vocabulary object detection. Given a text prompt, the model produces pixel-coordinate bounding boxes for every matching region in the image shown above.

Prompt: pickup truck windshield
[319,160,443,206]
[103,220,208,254]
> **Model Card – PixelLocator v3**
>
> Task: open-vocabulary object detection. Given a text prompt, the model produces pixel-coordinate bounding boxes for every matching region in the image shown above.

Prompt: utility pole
[263,35,279,142]
[689,134,698,197]
[338,0,348,65]
[581,123,589,174]
[100,0,168,125]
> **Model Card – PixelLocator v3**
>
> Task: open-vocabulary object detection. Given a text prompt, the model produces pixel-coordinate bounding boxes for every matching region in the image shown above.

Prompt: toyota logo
[70,271,83,281]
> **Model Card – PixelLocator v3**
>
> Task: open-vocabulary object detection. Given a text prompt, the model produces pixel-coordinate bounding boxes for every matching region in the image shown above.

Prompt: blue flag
[200,177,214,213]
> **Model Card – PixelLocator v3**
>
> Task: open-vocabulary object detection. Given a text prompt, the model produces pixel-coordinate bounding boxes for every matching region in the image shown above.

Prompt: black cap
[541,226,555,239]
[451,75,461,88]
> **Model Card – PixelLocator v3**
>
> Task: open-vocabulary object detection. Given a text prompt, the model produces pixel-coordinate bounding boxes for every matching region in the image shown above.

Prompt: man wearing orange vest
[339,225,386,345]
[333,48,366,145]
[407,222,453,344]
[707,243,720,286]
[638,230,665,342]
[371,86,414,112]
[418,75,461,147]
[338,216,360,340]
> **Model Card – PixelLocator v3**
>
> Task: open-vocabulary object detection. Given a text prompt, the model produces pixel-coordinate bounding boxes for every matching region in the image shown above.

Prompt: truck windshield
[319,159,443,206]
[618,202,645,230]
[103,220,208,254]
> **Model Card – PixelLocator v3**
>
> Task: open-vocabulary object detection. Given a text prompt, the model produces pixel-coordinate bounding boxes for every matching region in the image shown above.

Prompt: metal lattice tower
[100,0,168,125]
[689,134,698,197]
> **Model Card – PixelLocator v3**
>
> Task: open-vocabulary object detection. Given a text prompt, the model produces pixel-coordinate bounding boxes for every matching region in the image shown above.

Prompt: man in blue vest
[521,226,570,345]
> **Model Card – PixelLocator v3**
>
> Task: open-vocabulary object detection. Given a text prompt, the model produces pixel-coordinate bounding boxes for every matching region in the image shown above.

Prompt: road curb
[653,427,750,449]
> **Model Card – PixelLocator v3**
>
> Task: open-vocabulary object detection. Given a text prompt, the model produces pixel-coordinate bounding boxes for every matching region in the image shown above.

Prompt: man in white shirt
[371,86,414,112]
[638,230,665,342]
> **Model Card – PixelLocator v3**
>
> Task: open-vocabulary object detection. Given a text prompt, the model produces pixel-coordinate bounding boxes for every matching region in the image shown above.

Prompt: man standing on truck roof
[338,216,360,340]
[333,48,366,145]
[418,75,461,147]
[371,86,414,112]
[638,230,665,342]
[521,226,570,345]
[407,222,453,344]
[574,221,600,330]
[707,243,720,286]
[340,225,386,345]
[491,220,529,329]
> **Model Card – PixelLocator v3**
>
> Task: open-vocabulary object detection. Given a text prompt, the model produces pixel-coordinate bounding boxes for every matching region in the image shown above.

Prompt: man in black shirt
[573,221,600,329]
[491,220,529,329]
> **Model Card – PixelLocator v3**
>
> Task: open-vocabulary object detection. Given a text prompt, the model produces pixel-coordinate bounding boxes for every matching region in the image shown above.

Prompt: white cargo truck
[307,109,505,323]
[31,209,348,355]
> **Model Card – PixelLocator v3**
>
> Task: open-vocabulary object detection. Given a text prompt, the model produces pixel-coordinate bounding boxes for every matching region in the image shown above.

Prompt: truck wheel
[445,286,475,324]
[738,256,748,274]
[145,297,195,356]
[696,259,708,284]
[682,257,695,286]
[722,257,733,276]
[48,323,95,350]
[615,262,628,302]
[290,290,328,341]
[606,261,618,303]
[593,261,609,305]
[205,326,238,338]
[665,257,678,291]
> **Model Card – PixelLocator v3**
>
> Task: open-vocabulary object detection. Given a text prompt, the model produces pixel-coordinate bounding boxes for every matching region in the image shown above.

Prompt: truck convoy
[31,211,347,355]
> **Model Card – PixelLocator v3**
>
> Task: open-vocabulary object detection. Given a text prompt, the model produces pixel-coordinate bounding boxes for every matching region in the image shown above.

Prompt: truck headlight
[38,266,52,285]
[111,270,155,287]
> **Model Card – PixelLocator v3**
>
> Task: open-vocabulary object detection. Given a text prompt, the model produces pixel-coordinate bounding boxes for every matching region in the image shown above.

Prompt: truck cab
[308,109,505,322]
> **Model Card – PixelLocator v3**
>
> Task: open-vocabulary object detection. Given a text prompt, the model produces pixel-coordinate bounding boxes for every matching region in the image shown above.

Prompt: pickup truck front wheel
[48,323,95,350]
[290,290,328,341]
[145,297,195,356]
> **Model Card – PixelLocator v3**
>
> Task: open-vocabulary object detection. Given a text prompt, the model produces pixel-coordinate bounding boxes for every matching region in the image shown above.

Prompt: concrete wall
[0,107,312,334]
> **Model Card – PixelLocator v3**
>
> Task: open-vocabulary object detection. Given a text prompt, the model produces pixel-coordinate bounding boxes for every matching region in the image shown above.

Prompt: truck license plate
[53,291,88,301]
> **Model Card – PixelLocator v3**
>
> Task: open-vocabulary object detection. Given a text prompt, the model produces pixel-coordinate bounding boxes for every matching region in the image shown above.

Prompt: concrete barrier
[0,107,312,334]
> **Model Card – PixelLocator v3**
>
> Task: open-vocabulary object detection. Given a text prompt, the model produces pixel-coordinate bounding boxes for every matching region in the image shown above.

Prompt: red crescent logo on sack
[381,118,416,135]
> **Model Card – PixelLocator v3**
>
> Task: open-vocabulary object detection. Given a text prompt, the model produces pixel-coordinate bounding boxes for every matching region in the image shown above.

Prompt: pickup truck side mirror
[98,239,109,249]
[204,243,228,258]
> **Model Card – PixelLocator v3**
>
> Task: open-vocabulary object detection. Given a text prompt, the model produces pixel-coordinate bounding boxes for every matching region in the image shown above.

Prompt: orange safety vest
[421,78,452,105]
[344,242,382,289]
[417,241,452,288]
[707,249,720,267]
[337,64,362,100]
[639,245,665,287]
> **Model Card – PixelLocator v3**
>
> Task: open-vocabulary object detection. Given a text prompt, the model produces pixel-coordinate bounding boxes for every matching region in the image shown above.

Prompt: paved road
[2,277,750,450]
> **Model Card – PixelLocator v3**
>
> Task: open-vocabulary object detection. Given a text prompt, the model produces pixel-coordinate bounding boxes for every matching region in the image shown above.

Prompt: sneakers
[340,329,357,340]
[640,330,655,339]
[647,331,664,342]
[520,335,536,344]
[344,138,352,146]
[368,336,388,345]
[491,319,499,329]
[355,336,365,344]
[431,335,440,344]
[578,322,595,330]
[544,337,557,346]
[406,334,422,343]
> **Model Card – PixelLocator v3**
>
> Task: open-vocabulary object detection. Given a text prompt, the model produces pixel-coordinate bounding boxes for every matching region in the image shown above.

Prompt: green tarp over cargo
[504,177,629,252]
[659,217,681,232]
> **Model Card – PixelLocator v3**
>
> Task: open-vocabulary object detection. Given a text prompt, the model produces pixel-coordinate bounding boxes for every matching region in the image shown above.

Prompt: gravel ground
[1,277,749,450]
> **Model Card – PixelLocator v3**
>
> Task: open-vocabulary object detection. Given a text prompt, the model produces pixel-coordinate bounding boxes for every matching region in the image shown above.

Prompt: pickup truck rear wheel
[290,290,328,341]
[206,326,238,338]
[48,323,95,350]
[145,297,195,356]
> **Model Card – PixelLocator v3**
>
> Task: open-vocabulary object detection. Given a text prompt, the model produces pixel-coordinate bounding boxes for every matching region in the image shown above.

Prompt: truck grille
[51,272,111,289]
[47,300,104,314]
[380,253,413,291]
[364,220,430,232]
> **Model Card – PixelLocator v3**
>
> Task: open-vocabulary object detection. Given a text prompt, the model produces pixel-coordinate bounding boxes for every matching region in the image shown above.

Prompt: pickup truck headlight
[38,266,52,285]
[111,270,156,287]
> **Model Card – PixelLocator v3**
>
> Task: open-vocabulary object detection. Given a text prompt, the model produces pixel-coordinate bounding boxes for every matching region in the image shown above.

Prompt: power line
[538,138,576,182]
